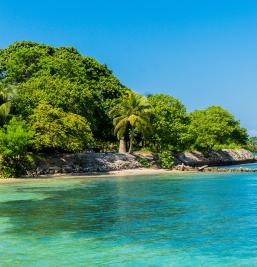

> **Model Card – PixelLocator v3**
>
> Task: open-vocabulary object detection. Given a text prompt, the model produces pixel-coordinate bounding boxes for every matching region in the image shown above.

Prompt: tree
[188,106,248,151]
[0,117,34,177]
[0,41,129,142]
[147,94,190,151]
[0,82,16,124]
[110,92,152,153]
[29,102,93,152]
[246,136,257,152]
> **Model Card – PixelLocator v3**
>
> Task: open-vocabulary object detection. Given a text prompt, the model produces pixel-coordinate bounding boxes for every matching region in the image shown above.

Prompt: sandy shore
[0,168,189,184]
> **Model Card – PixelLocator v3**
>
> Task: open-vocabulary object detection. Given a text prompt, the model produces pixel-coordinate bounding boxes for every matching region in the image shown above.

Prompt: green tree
[246,136,257,152]
[188,106,248,151]
[0,83,16,124]
[110,92,152,153]
[0,41,129,142]
[147,94,189,151]
[29,102,93,152]
[0,117,34,177]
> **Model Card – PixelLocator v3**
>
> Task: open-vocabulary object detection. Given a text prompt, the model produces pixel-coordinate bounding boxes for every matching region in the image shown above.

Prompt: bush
[29,102,94,152]
[157,151,174,169]
[135,157,151,168]
[0,117,34,177]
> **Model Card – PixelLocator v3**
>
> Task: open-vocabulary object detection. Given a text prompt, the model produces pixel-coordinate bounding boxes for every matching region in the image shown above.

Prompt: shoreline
[0,168,189,184]
[1,164,257,184]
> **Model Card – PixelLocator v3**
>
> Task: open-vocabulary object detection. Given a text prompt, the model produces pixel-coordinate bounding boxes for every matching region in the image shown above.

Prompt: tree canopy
[29,102,93,152]
[188,106,248,151]
[0,41,129,142]
[110,92,152,153]
[147,94,189,151]
[0,41,250,158]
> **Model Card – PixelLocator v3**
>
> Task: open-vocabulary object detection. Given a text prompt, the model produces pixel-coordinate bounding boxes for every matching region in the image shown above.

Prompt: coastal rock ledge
[173,149,255,167]
[28,149,255,176]
[31,153,142,176]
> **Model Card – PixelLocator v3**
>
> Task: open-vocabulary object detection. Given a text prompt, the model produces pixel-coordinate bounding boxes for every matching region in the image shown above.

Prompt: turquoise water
[223,162,257,169]
[1,173,257,266]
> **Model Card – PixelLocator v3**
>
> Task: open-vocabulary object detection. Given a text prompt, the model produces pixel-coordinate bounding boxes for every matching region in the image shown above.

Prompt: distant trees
[147,94,189,151]
[188,106,248,151]
[246,136,257,152]
[0,41,128,143]
[0,41,251,176]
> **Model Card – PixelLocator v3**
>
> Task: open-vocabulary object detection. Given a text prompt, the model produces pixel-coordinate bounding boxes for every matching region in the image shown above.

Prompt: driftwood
[198,165,208,171]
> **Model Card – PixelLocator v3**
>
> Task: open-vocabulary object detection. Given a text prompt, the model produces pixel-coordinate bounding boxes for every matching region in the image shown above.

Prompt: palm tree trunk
[119,137,127,153]
[128,127,135,154]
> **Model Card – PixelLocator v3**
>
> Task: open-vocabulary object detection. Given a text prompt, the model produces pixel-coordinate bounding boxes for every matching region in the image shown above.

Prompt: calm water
[221,151,257,169]
[1,173,257,266]
[223,162,257,169]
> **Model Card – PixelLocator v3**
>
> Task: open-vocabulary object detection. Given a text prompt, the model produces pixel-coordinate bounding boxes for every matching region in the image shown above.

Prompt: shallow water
[1,173,257,266]
[223,162,257,169]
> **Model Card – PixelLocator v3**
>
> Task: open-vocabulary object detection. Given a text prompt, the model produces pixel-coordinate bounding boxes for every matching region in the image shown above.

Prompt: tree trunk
[119,137,127,153]
[128,127,134,154]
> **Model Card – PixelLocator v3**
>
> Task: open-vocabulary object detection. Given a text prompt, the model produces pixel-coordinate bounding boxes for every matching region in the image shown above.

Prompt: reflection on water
[1,173,257,266]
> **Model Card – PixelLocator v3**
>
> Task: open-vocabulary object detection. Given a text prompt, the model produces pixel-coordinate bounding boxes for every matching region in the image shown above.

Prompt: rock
[32,152,145,175]
[173,149,255,167]
[62,165,73,173]
[48,166,62,174]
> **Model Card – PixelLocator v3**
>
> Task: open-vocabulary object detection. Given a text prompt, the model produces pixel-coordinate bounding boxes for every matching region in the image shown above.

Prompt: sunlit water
[220,151,257,169]
[223,162,257,169]
[1,173,257,266]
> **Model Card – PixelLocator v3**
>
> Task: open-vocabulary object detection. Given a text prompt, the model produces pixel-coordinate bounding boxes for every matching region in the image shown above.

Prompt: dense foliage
[0,41,250,176]
[188,106,248,151]
[30,102,93,152]
[110,92,151,153]
[0,41,128,142]
[147,94,189,151]
[246,136,257,152]
[0,82,16,125]
[157,151,174,169]
[0,118,34,177]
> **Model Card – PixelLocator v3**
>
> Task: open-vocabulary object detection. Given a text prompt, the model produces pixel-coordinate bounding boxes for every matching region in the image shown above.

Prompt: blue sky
[1,0,257,134]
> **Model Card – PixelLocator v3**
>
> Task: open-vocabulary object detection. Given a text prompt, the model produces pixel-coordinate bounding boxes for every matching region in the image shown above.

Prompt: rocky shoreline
[173,148,257,173]
[26,149,257,177]
[173,148,255,167]
[29,153,143,176]
[173,165,257,173]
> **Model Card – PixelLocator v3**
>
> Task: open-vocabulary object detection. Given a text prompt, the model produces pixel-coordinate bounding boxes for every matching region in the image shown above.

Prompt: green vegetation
[0,118,34,177]
[110,92,151,153]
[0,41,250,176]
[147,94,189,151]
[29,102,93,152]
[0,82,16,125]
[157,151,174,169]
[188,106,248,151]
[246,136,257,152]
[135,156,151,168]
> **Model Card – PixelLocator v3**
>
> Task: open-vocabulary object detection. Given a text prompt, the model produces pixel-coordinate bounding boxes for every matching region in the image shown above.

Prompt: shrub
[29,102,94,152]
[157,150,174,169]
[0,117,34,177]
[135,157,151,168]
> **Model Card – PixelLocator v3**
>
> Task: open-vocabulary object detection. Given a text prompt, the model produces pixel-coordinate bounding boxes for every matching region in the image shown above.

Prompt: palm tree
[110,92,152,153]
[0,83,16,124]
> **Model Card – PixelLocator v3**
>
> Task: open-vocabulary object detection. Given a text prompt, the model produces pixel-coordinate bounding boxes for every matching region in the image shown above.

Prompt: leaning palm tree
[110,92,152,154]
[0,83,16,124]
